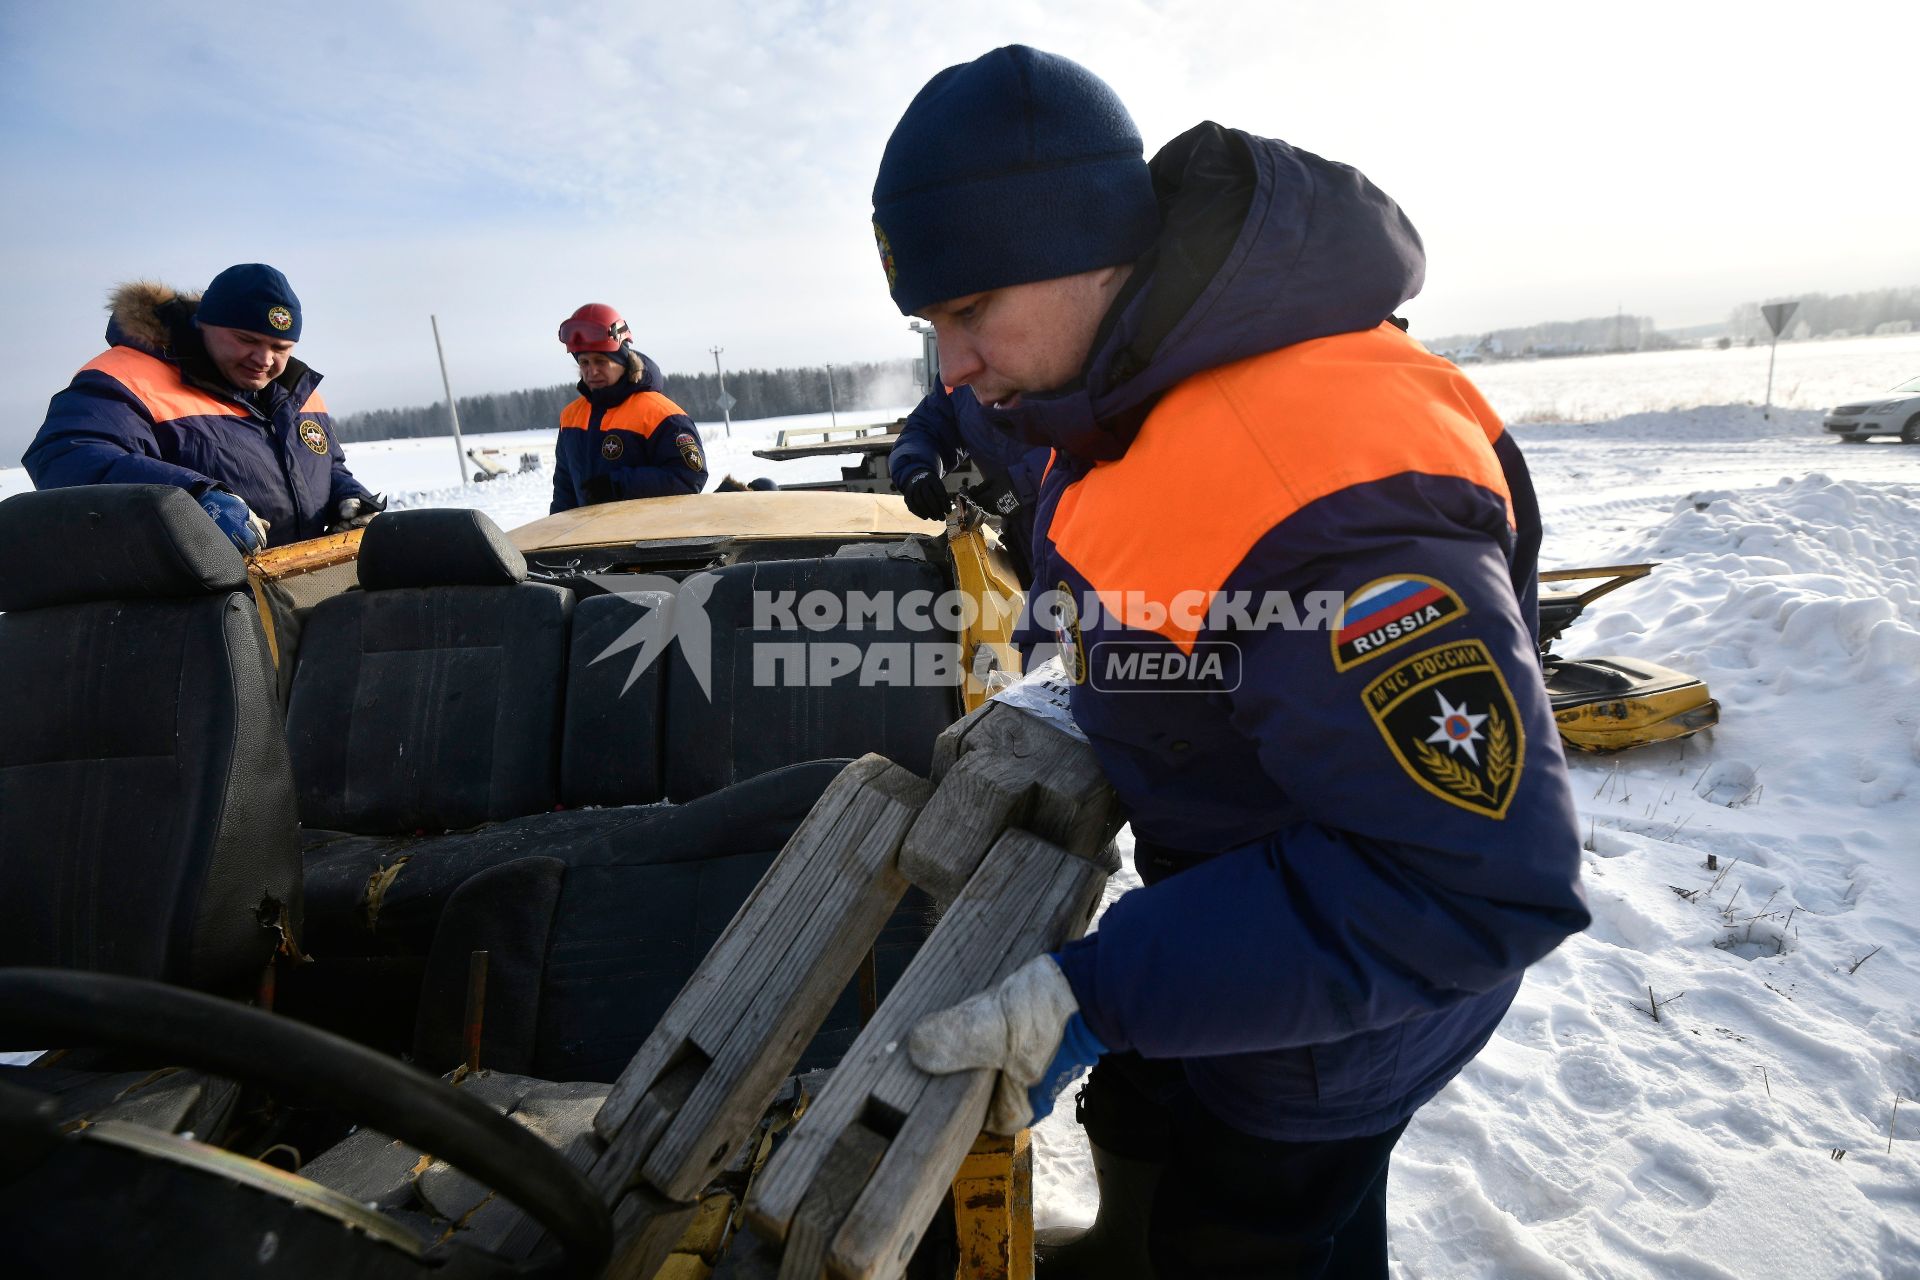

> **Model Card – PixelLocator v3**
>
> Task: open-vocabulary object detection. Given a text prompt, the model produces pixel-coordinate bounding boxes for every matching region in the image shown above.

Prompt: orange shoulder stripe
[299,389,328,414]
[1050,324,1512,651]
[79,347,247,424]
[602,391,688,439]
[559,397,593,429]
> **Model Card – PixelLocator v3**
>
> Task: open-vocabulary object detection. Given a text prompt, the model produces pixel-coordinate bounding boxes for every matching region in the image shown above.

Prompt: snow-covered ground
[4,346,1919,1276]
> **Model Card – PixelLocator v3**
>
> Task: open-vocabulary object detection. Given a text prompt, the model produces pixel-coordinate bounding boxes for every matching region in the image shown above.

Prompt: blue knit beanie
[197,263,302,341]
[872,46,1160,316]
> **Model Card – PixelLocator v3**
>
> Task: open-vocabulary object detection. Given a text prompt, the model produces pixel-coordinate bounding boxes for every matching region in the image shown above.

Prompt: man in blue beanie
[886,47,1588,1278]
[25,263,382,552]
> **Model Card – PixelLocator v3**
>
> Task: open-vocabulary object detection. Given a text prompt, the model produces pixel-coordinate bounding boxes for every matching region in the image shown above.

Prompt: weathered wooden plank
[829,852,1106,1279]
[672,763,927,1053]
[641,764,930,1202]
[603,1184,699,1280]
[595,754,910,1138]
[745,829,1107,1273]
[836,1073,991,1279]
[590,755,931,1242]
[927,699,995,778]
[901,702,1122,903]
[589,1044,707,1201]
[777,1122,891,1280]
[750,833,1070,1227]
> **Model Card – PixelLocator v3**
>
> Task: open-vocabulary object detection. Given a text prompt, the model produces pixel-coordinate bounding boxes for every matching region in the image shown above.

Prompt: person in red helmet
[550,303,708,513]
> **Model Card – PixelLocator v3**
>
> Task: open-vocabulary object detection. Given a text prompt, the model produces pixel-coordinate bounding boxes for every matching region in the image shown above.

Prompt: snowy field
[3,342,1919,1276]
[1465,330,1920,424]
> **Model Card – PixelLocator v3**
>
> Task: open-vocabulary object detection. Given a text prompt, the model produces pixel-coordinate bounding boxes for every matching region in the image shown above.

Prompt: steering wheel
[0,968,610,1277]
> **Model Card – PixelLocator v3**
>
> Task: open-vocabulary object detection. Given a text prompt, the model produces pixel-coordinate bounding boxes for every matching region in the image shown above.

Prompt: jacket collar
[991,123,1426,463]
[577,348,662,410]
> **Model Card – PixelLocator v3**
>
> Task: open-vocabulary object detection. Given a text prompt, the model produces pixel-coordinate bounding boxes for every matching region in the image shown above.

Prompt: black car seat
[285,508,573,834]
[0,484,301,992]
[0,483,304,1135]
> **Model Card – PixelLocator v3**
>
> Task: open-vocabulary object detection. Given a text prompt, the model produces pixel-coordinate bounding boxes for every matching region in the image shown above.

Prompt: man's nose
[935,329,981,387]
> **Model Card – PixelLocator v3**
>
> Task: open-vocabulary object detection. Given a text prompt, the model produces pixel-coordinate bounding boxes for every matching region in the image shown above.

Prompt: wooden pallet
[509,701,1120,1279]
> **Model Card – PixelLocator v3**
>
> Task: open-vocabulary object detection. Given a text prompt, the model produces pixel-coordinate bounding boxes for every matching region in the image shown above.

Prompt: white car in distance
[1824,375,1920,443]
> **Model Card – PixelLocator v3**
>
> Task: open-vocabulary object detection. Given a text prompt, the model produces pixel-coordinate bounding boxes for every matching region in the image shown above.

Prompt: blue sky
[2,0,1913,461]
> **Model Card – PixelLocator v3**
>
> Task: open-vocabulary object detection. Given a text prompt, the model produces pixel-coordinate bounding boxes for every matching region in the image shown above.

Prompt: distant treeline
[333,359,922,443]
[1426,314,1672,359]
[1728,286,1920,342]
[1427,283,1920,359]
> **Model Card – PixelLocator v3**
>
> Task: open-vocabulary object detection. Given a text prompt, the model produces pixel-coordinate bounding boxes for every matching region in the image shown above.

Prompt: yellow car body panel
[511,490,937,553]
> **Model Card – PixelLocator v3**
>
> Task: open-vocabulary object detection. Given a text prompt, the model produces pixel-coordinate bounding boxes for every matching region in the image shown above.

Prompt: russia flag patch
[1332,574,1466,670]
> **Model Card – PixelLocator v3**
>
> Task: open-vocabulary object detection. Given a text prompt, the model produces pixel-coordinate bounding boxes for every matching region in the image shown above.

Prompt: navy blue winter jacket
[550,351,708,513]
[994,123,1589,1141]
[23,283,373,546]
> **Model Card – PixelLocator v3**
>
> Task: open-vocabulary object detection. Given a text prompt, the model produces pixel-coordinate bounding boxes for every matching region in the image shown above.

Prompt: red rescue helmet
[559,303,631,354]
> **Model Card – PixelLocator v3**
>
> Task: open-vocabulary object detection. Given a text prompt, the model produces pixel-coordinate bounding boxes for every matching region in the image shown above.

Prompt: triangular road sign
[1761,301,1799,337]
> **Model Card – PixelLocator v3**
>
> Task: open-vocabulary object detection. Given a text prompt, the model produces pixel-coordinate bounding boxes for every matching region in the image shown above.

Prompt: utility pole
[430,314,468,487]
[710,346,733,439]
[825,364,838,428]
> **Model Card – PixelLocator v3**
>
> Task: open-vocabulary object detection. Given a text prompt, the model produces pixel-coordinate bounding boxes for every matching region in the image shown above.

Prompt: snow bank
[1386,475,1920,1277]
[1509,404,1824,443]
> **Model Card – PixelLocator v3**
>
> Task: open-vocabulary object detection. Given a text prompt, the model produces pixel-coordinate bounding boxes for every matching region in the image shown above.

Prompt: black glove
[582,474,616,505]
[901,471,953,522]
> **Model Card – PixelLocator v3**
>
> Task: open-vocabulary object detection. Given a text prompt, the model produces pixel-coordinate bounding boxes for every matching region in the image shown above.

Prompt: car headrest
[0,484,248,612]
[356,508,527,591]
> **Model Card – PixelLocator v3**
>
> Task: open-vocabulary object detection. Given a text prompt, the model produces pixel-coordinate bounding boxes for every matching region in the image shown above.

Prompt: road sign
[1760,301,1799,419]
[716,392,737,412]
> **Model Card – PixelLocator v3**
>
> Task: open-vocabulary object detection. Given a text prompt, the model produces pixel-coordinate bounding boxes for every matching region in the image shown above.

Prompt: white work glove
[908,954,1107,1134]
[334,494,386,530]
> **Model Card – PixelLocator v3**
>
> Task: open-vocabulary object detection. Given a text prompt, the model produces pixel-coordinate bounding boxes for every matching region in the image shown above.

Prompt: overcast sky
[1,0,1913,462]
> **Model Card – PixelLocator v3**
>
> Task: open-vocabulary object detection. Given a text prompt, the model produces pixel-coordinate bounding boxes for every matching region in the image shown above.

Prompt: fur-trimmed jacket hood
[103,280,200,356]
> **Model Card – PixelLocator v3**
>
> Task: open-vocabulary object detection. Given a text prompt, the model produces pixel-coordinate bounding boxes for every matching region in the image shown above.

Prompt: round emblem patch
[267,305,294,332]
[601,434,625,461]
[298,419,328,454]
[873,221,897,290]
[1362,638,1526,820]
[676,431,704,472]
[1052,580,1087,685]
